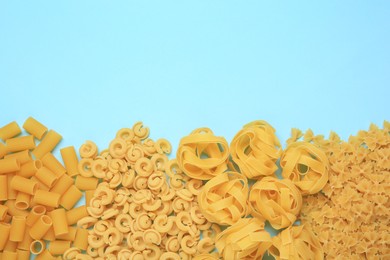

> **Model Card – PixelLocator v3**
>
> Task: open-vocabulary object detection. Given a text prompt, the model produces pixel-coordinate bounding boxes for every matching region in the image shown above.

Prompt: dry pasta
[61,146,79,177]
[23,117,48,140]
[10,175,37,195]
[15,192,31,210]
[5,135,36,153]
[0,158,20,174]
[29,215,52,240]
[60,185,83,210]
[33,130,62,159]
[33,190,61,208]
[0,175,7,201]
[41,152,66,176]
[0,205,8,220]
[17,160,42,178]
[0,121,21,141]
[9,215,26,242]
[48,240,71,255]
[50,208,69,236]
[30,239,45,255]
[0,222,11,250]
[4,150,31,164]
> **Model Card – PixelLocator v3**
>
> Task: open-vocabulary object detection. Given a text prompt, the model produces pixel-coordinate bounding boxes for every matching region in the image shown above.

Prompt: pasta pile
[297,123,390,258]
[0,118,88,260]
[75,123,218,259]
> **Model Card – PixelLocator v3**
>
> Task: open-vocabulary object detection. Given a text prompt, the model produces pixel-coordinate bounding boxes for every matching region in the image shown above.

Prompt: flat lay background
[0,1,389,259]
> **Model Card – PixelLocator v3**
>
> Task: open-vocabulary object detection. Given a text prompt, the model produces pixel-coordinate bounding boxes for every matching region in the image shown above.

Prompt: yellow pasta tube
[49,240,71,255]
[16,249,30,260]
[0,157,20,174]
[30,176,50,192]
[4,199,29,217]
[29,215,52,240]
[42,226,56,241]
[30,239,45,255]
[35,250,55,260]
[0,175,7,201]
[15,192,31,210]
[0,121,21,141]
[1,251,17,260]
[60,146,79,177]
[26,205,46,226]
[7,174,17,200]
[0,142,6,158]
[10,175,37,195]
[56,226,77,241]
[35,167,58,188]
[75,175,98,191]
[41,153,66,177]
[4,150,31,164]
[17,226,33,251]
[0,222,11,250]
[4,240,17,251]
[50,208,69,236]
[0,204,8,220]
[33,190,61,208]
[23,117,48,140]
[5,135,36,153]
[66,205,88,225]
[50,173,74,195]
[73,228,89,250]
[32,130,62,159]
[9,215,26,242]
[60,185,82,210]
[17,160,42,178]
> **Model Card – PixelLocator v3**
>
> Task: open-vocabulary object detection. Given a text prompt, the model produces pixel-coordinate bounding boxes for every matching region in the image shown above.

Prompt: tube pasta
[177,128,229,180]
[75,175,99,191]
[9,215,26,242]
[0,175,7,201]
[30,239,45,255]
[0,222,11,250]
[2,251,17,260]
[4,150,31,164]
[26,205,46,227]
[17,159,42,178]
[0,143,6,158]
[17,226,33,250]
[42,226,56,241]
[0,157,20,174]
[35,166,58,188]
[29,215,52,240]
[33,130,62,159]
[61,146,79,177]
[249,177,302,229]
[60,185,83,210]
[56,226,77,241]
[74,228,89,250]
[4,199,29,217]
[50,174,74,195]
[215,218,272,260]
[49,240,71,255]
[281,141,329,195]
[50,208,69,236]
[10,175,37,195]
[33,190,61,208]
[35,250,56,260]
[230,120,282,179]
[15,192,31,210]
[0,121,21,141]
[23,117,48,140]
[41,153,66,177]
[7,174,17,200]
[198,171,249,225]
[16,248,31,260]
[5,135,36,153]
[0,204,8,220]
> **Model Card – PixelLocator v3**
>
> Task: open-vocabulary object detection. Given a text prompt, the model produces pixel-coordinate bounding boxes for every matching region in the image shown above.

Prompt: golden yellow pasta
[198,171,249,225]
[10,175,37,195]
[15,192,31,210]
[230,120,282,179]
[30,176,50,192]
[35,166,58,188]
[41,152,66,177]
[34,249,55,260]
[17,159,42,178]
[4,199,29,217]
[2,250,17,260]
[73,228,89,250]
[50,174,74,195]
[4,240,17,251]
[29,215,52,240]
[30,239,45,255]
[269,225,323,260]
[60,146,79,177]
[48,240,71,255]
[42,226,56,241]
[18,226,33,251]
[4,150,31,164]
[0,142,7,158]
[84,190,94,206]
[33,190,61,208]
[59,185,82,210]
[249,177,302,229]
[0,157,20,174]
[0,175,7,201]
[23,117,48,140]
[79,140,98,159]
[177,128,229,180]
[75,175,99,191]
[7,174,17,200]
[65,206,89,226]
[50,208,69,236]
[5,135,36,153]
[0,121,21,141]
[9,215,26,242]
[0,222,11,250]
[0,204,8,220]
[281,141,329,195]
[56,226,77,241]
[16,248,31,260]
[32,130,62,159]
[215,218,272,260]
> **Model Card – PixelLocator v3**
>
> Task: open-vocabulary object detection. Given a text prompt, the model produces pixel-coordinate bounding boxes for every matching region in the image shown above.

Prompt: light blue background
[0,1,389,258]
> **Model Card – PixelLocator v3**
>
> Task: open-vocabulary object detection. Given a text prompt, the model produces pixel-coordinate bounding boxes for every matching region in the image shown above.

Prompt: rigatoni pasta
[33,190,61,208]
[0,121,21,141]
[10,175,37,195]
[50,208,68,236]
[41,153,66,177]
[0,222,11,250]
[29,215,52,240]
[23,117,48,140]
[32,130,62,159]
[9,215,26,242]
[17,160,42,178]
[5,135,36,153]
[0,175,7,201]
[60,146,79,177]
[59,185,82,210]
[0,158,20,174]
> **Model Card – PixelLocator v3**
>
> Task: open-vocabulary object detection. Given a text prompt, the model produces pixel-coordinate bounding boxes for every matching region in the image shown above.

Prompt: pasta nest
[280,142,329,195]
[215,218,272,260]
[177,128,229,180]
[269,225,323,260]
[198,171,249,225]
[249,177,302,230]
[230,120,282,179]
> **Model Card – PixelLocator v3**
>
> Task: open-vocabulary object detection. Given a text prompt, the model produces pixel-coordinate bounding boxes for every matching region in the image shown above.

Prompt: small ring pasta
[79,141,98,159]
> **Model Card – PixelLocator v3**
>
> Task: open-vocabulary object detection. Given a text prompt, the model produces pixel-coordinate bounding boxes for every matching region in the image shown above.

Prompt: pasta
[198,171,249,225]
[49,240,71,255]
[17,226,33,251]
[41,152,66,177]
[50,174,74,195]
[35,167,58,188]
[230,120,282,179]
[32,130,62,159]
[16,248,31,260]
[61,146,79,177]
[26,205,46,227]
[75,175,99,191]
[30,240,45,255]
[0,143,6,158]
[7,174,17,200]
[60,185,83,210]
[0,222,11,250]
[4,150,31,164]
[15,192,31,210]
[249,177,302,229]
[9,215,26,242]
[281,141,329,195]
[0,157,20,174]
[17,159,42,178]
[0,204,8,220]
[33,190,61,208]
[50,208,69,236]
[2,250,17,260]
[0,121,21,141]
[10,175,37,195]
[0,175,7,201]
[79,141,98,159]
[5,135,36,153]
[23,117,48,140]
[29,215,52,240]
[73,228,89,250]
[177,128,229,180]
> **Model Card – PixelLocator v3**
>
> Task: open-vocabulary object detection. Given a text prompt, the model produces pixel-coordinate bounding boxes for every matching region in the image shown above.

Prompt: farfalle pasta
[249,177,302,229]
[269,225,323,260]
[198,171,249,225]
[177,128,229,180]
[280,141,328,195]
[215,218,272,260]
[230,120,281,179]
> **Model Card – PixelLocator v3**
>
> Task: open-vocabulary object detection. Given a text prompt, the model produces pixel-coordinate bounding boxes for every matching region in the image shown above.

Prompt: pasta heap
[74,123,218,259]
[298,123,390,258]
[0,117,88,260]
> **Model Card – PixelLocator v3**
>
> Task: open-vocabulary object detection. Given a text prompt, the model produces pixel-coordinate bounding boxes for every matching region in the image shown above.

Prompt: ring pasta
[230,120,282,179]
[61,146,79,177]
[23,117,48,140]
[10,175,37,195]
[249,177,302,229]
[5,135,36,153]
[0,121,21,141]
[33,130,62,159]
[15,192,31,210]
[0,157,20,174]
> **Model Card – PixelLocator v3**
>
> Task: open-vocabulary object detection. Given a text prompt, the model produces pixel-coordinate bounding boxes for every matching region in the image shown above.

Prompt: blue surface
[0,1,389,259]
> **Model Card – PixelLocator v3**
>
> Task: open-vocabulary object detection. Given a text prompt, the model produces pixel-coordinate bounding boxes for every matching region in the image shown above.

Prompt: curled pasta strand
[155,138,172,155]
[78,158,94,177]
[125,143,144,164]
[133,122,150,140]
[79,140,98,159]
[109,138,127,159]
[63,247,81,260]
[116,128,135,142]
